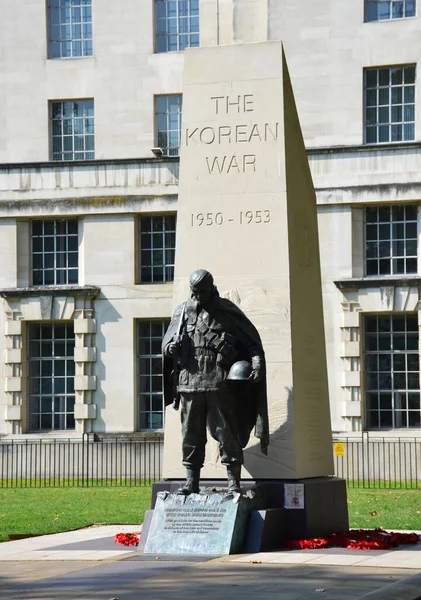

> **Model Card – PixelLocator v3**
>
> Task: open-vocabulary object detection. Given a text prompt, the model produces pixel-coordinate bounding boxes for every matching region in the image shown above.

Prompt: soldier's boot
[177,468,200,495]
[226,464,242,493]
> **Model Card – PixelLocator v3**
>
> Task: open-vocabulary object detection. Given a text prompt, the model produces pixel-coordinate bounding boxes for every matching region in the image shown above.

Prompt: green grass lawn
[0,486,152,543]
[347,488,421,530]
[0,486,420,543]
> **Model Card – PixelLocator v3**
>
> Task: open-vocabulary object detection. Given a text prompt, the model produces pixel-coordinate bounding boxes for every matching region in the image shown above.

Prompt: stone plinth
[151,478,349,546]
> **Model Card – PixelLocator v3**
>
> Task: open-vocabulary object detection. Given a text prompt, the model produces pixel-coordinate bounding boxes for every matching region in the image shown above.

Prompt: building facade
[0,0,420,440]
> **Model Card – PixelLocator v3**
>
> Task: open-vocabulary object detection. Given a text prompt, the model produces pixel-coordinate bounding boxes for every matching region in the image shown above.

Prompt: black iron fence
[0,435,162,487]
[1,434,421,488]
[333,435,421,489]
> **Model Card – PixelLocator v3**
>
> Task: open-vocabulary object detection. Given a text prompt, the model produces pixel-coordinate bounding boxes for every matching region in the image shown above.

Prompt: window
[32,219,79,286]
[365,205,418,276]
[365,0,415,21]
[137,320,170,430]
[51,100,95,161]
[365,65,415,144]
[365,314,420,428]
[28,323,75,431]
[48,0,93,59]
[155,0,199,53]
[139,215,176,283]
[155,95,182,156]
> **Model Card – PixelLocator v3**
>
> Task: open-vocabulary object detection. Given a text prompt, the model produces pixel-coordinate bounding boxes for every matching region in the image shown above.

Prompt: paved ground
[1,526,421,600]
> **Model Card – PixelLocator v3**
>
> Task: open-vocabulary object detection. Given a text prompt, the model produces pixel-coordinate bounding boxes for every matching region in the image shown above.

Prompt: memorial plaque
[143,492,252,555]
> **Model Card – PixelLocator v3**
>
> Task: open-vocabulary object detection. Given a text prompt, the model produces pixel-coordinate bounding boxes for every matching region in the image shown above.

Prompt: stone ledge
[0,285,100,299]
[0,155,179,171]
[335,276,421,290]
[307,141,421,155]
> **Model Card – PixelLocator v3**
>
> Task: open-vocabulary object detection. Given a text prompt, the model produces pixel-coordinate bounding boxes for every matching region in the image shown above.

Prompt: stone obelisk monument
[147,42,348,546]
[163,41,335,481]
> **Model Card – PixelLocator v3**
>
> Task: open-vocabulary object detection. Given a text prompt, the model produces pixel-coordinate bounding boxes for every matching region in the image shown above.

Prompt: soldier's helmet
[189,269,214,290]
[226,361,252,381]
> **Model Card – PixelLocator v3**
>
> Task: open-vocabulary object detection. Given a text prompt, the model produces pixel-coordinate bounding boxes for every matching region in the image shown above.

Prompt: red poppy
[114,532,141,547]
[283,529,419,551]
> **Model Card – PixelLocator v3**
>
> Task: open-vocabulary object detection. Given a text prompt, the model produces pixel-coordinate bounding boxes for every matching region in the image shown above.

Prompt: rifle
[172,303,186,411]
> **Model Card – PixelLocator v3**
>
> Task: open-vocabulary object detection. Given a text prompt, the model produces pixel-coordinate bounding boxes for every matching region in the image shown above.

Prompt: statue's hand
[249,369,263,383]
[167,343,179,356]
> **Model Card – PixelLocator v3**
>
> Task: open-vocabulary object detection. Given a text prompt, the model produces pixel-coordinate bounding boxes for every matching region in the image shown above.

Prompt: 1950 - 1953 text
[191,210,271,227]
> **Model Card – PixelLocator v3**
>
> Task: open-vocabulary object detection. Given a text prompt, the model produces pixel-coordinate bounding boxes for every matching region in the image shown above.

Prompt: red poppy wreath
[283,529,419,550]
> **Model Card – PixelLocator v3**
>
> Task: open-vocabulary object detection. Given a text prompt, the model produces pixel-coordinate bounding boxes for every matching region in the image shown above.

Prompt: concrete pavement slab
[1,526,421,600]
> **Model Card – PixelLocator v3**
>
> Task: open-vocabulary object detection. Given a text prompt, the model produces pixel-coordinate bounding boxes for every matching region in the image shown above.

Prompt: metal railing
[2,434,421,488]
[0,435,162,487]
[333,434,421,488]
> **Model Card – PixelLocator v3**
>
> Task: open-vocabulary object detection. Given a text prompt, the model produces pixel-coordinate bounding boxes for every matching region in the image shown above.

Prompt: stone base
[242,508,286,553]
[151,477,349,548]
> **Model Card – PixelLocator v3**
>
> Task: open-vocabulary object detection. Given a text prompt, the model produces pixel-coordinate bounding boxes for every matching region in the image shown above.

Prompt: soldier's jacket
[168,302,262,392]
[162,287,270,454]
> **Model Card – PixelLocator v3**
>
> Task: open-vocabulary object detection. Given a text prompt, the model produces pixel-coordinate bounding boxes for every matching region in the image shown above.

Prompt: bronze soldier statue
[162,269,269,494]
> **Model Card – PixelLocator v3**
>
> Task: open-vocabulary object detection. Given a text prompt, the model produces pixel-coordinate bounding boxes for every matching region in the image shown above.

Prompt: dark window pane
[404,65,416,84]
[366,224,378,241]
[408,412,421,427]
[407,354,419,371]
[394,373,406,389]
[394,353,406,370]
[407,334,418,350]
[404,87,415,103]
[367,411,379,428]
[379,410,393,428]
[408,373,419,389]
[41,414,53,430]
[367,393,379,410]
[379,373,392,389]
[379,259,391,275]
[366,127,377,144]
[408,393,420,409]
[406,258,417,273]
[379,393,392,409]
[366,334,378,351]
[366,260,379,276]
[406,316,418,331]
[379,354,391,371]
[379,241,390,257]
[141,267,152,283]
[366,316,378,332]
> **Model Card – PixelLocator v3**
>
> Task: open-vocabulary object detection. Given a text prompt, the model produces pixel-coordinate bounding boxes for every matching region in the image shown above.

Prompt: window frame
[138,214,176,284]
[154,0,199,53]
[364,313,420,430]
[365,0,416,22]
[154,94,183,157]
[364,204,418,277]
[364,64,416,145]
[137,319,170,431]
[31,218,79,287]
[50,99,95,161]
[27,322,76,432]
[47,0,93,60]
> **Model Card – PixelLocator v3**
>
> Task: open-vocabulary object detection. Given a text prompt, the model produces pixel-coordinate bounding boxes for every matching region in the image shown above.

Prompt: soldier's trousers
[180,391,243,469]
